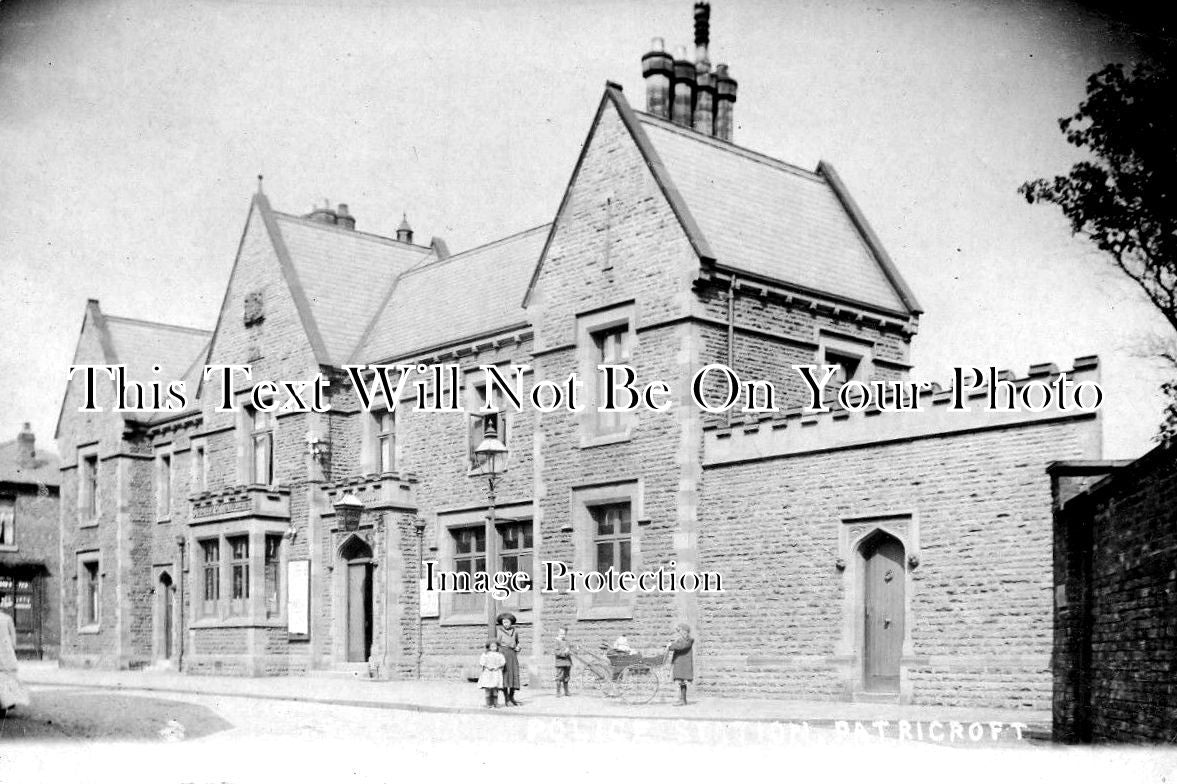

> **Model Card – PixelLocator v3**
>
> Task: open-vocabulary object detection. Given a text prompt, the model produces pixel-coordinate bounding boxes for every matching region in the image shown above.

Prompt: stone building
[0,424,60,660]
[1051,444,1177,742]
[55,5,1101,706]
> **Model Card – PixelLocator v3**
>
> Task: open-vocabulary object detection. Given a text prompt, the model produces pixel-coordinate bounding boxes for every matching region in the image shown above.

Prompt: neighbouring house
[0,423,60,660]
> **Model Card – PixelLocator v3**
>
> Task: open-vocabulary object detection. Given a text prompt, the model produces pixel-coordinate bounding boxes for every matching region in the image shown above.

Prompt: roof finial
[257,173,264,194]
[396,213,414,244]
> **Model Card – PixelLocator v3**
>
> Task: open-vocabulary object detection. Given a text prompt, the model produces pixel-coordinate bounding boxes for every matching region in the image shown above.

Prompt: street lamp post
[473,418,509,640]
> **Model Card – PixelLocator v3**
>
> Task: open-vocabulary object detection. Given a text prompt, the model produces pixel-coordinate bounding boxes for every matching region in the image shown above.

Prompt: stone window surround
[435,500,534,627]
[77,444,100,528]
[577,302,638,448]
[190,437,209,494]
[816,330,876,383]
[834,511,920,701]
[75,550,101,634]
[185,522,289,629]
[358,389,401,476]
[155,445,175,523]
[238,399,277,487]
[570,479,644,621]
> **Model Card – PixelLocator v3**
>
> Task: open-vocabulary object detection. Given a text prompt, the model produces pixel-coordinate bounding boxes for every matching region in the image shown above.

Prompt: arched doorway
[859,530,905,693]
[338,536,373,663]
[157,571,174,662]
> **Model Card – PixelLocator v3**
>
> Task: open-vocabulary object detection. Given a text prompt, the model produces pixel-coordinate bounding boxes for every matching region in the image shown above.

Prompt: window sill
[577,604,634,621]
[191,618,287,629]
[579,430,632,449]
[439,613,492,627]
[78,624,102,635]
[0,544,16,553]
[439,609,533,627]
[156,517,171,524]
[78,519,99,529]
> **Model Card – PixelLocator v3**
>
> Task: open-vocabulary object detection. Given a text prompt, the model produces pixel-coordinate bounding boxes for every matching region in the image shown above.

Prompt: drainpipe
[414,518,425,678]
[726,274,736,427]
[174,535,186,672]
[383,512,392,680]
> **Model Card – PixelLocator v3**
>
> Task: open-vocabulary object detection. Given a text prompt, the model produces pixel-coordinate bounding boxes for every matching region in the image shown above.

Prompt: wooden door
[863,535,905,692]
[346,563,373,663]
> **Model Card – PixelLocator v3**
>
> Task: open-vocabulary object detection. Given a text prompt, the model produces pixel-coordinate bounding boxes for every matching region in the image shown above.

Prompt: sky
[0,0,1168,459]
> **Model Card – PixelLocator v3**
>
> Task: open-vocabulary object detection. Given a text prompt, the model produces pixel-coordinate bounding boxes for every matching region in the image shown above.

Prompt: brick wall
[1053,445,1177,743]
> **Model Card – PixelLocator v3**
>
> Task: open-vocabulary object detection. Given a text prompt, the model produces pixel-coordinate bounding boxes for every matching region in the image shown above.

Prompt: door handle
[883,618,891,628]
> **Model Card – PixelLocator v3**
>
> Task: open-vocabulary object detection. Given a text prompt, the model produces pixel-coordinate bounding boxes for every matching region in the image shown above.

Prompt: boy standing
[553,627,572,697]
[667,623,694,706]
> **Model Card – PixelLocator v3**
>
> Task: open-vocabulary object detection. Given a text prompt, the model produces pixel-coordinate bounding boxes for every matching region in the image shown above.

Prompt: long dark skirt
[500,646,521,690]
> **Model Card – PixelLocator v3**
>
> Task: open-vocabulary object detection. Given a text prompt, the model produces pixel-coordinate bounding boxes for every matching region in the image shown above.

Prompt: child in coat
[553,627,572,697]
[667,623,694,706]
[478,640,506,708]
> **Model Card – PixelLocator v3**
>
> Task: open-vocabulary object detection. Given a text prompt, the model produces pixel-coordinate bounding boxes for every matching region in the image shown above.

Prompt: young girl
[478,640,506,708]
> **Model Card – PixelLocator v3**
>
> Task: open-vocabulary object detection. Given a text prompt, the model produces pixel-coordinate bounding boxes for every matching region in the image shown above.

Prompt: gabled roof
[55,300,211,435]
[524,84,920,317]
[271,211,433,365]
[202,194,435,371]
[357,224,549,363]
[0,437,59,487]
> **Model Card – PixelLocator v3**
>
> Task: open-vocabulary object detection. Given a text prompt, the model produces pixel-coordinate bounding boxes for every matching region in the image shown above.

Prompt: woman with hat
[0,602,30,719]
[495,612,522,706]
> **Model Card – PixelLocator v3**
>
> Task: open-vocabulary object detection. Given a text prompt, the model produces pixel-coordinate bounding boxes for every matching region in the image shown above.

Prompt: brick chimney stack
[303,201,357,229]
[335,203,356,230]
[16,422,35,467]
[641,38,673,120]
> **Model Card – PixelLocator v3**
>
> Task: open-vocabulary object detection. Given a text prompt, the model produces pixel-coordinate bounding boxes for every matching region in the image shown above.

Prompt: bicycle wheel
[574,662,609,696]
[618,664,659,705]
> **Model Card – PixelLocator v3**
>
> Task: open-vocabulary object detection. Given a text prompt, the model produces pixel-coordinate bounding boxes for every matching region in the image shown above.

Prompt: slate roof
[103,316,212,391]
[272,213,433,365]
[357,224,549,362]
[637,114,911,314]
[0,437,60,488]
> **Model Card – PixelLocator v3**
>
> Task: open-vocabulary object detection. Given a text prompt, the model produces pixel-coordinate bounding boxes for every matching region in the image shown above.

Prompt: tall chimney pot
[693,2,711,65]
[641,37,673,120]
[671,46,696,127]
[714,63,738,141]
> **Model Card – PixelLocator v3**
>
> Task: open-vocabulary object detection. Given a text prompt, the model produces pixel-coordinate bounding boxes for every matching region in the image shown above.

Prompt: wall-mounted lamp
[334,492,364,532]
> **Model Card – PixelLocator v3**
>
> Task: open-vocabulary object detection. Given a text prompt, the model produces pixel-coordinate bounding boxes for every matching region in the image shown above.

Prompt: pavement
[14,661,1051,741]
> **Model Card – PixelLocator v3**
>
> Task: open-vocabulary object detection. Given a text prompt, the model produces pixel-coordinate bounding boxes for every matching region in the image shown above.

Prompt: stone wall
[700,408,1099,708]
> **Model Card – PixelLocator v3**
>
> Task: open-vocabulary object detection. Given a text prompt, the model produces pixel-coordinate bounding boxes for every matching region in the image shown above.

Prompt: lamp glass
[474,434,508,476]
